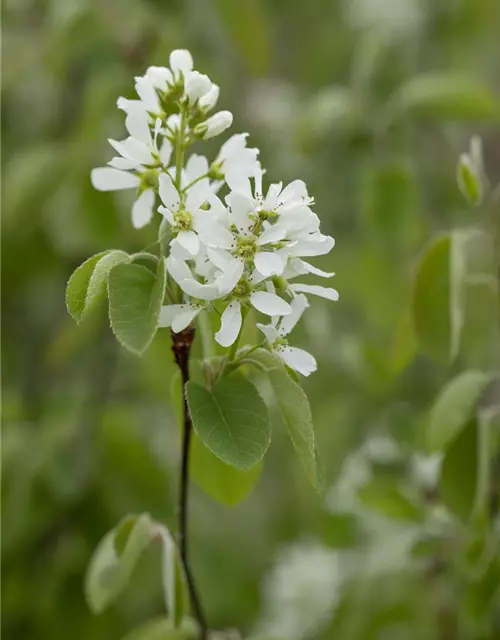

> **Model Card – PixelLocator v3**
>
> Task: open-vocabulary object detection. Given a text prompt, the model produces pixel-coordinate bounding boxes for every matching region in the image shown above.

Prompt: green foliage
[427,370,492,452]
[187,374,271,471]
[85,513,156,614]
[171,370,263,505]
[159,528,187,627]
[457,153,483,205]
[108,259,166,355]
[357,481,424,522]
[390,73,500,121]
[244,349,319,490]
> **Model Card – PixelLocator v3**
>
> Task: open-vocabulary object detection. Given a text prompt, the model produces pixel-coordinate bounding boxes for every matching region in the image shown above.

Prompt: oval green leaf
[108,258,166,354]
[186,374,271,471]
[66,251,109,323]
[427,370,491,452]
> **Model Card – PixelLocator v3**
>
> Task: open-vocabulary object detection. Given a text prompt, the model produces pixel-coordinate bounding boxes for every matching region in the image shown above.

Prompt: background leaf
[439,420,478,521]
[427,370,491,452]
[121,618,198,640]
[85,513,155,614]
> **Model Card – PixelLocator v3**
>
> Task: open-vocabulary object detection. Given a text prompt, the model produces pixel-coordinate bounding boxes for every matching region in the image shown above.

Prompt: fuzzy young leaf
[121,618,199,640]
[186,374,271,471]
[244,348,319,490]
[84,250,130,316]
[427,370,491,452]
[171,371,262,504]
[108,258,166,354]
[439,420,478,522]
[66,251,109,322]
[85,513,155,614]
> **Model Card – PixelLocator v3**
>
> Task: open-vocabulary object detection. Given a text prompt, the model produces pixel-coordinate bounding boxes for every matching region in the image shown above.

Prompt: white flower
[195,110,233,139]
[145,65,174,91]
[214,133,259,183]
[257,295,317,375]
[158,167,232,257]
[185,71,213,104]
[91,115,172,228]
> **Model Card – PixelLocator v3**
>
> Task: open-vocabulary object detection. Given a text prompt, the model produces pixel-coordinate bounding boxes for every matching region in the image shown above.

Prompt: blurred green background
[3,0,500,638]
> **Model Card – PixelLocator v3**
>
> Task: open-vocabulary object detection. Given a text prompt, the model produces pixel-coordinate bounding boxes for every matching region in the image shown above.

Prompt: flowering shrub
[66,49,337,639]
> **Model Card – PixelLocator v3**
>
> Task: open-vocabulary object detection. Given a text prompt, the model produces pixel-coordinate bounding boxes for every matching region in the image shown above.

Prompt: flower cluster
[91,49,338,375]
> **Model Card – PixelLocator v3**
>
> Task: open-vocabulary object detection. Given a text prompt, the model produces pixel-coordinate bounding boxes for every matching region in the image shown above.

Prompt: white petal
[196,221,234,249]
[290,283,339,301]
[111,136,152,164]
[186,154,209,182]
[262,182,282,210]
[256,322,279,344]
[253,163,263,198]
[159,139,173,166]
[298,260,335,278]
[159,304,200,332]
[180,278,220,301]
[159,173,180,210]
[277,346,317,376]
[279,294,309,336]
[199,83,220,110]
[132,189,155,229]
[91,167,140,191]
[158,205,174,225]
[215,302,242,347]
[206,247,234,270]
[217,259,245,296]
[226,192,255,232]
[117,97,147,116]
[250,291,291,316]
[288,235,335,257]
[108,157,142,170]
[145,65,173,90]
[177,230,200,256]
[254,252,285,277]
[126,109,153,144]
[169,49,193,76]
[278,179,308,205]
[134,76,160,112]
[218,133,249,160]
[256,223,288,246]
[185,71,212,103]
[165,256,193,285]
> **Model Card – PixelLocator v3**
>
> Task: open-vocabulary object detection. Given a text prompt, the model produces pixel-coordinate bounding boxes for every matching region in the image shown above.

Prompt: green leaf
[85,513,155,614]
[121,618,198,640]
[171,368,262,506]
[66,252,108,322]
[84,250,130,316]
[358,481,424,522]
[439,420,478,521]
[244,349,319,490]
[427,370,491,452]
[108,258,166,354]
[390,73,500,121]
[413,231,471,364]
[186,374,271,471]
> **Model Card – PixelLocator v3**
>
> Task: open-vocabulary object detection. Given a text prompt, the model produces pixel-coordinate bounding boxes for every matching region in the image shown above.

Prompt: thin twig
[171,326,208,640]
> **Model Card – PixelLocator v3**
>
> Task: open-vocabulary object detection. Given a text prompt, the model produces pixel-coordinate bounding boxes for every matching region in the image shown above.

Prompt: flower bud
[145,65,173,91]
[169,49,193,79]
[199,84,220,111]
[185,71,213,103]
[194,111,233,139]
